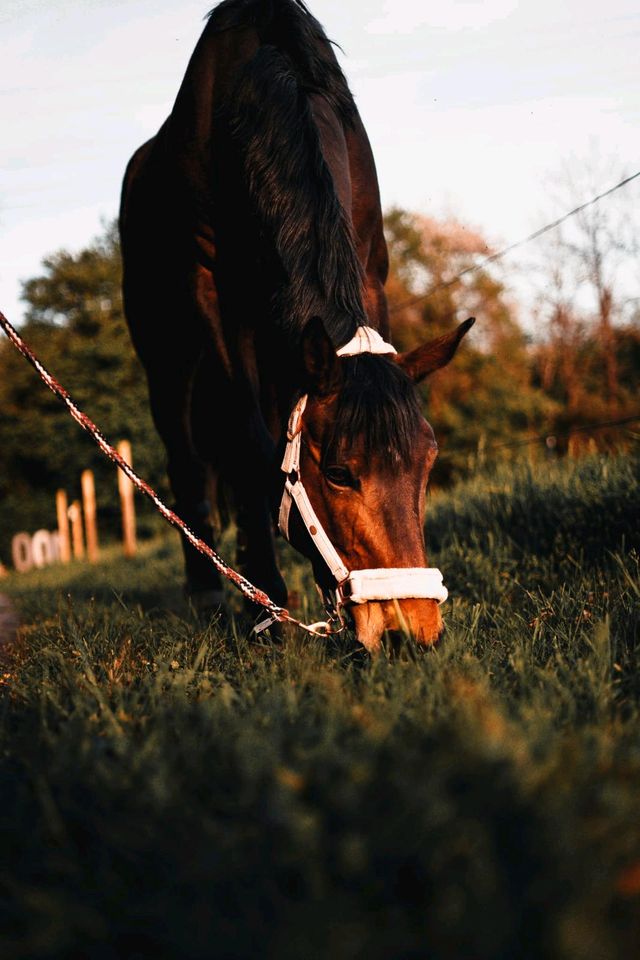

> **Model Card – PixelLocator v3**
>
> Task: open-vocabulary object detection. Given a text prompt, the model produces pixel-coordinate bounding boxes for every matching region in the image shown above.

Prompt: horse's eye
[324,465,357,488]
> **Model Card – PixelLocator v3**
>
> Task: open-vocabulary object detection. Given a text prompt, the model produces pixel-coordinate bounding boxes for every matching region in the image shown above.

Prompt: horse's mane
[328,355,423,466]
[208,0,354,120]
[210,0,367,347]
[209,1,420,464]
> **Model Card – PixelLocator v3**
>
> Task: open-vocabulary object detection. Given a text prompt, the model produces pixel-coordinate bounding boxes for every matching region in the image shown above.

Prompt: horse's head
[280,318,474,652]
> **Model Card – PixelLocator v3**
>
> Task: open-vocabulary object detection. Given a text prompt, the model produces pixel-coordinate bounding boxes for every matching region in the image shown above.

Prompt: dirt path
[0,594,19,668]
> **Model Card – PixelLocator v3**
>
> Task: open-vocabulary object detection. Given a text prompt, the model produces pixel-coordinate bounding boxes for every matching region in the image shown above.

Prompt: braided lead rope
[0,310,339,637]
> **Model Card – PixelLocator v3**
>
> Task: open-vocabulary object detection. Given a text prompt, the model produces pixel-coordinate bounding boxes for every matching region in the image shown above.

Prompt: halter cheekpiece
[277,326,449,612]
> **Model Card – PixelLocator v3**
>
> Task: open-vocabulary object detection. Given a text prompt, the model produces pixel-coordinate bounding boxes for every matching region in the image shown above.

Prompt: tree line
[386,194,639,481]
[1,174,638,558]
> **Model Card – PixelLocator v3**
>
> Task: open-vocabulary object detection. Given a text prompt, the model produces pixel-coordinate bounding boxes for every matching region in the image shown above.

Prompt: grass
[1,454,639,959]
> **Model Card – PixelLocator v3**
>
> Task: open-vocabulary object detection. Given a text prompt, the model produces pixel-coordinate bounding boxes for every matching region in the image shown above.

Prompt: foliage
[0,224,166,561]
[385,208,558,482]
[2,208,639,563]
[533,314,640,429]
[527,153,640,428]
[1,453,640,959]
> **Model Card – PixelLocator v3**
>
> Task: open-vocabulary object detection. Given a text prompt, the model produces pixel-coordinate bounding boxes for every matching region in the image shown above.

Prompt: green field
[1,454,639,959]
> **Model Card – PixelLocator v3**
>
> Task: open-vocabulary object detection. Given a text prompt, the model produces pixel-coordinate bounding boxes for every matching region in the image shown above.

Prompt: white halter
[277,327,448,607]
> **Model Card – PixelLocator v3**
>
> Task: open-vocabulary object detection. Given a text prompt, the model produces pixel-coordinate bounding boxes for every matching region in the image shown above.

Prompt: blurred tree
[532,152,640,418]
[529,230,588,422]
[0,223,166,560]
[385,208,556,481]
[3,200,637,567]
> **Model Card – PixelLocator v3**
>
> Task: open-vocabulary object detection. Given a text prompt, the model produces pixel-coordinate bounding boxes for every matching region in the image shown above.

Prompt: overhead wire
[389,169,640,315]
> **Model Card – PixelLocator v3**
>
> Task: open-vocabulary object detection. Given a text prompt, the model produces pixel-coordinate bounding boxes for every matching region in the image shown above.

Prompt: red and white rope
[0,309,335,636]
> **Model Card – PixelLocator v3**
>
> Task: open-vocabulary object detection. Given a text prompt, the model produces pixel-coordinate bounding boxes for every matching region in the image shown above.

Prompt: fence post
[56,489,72,564]
[81,469,99,563]
[31,530,56,568]
[11,533,33,573]
[117,440,137,558]
[68,501,85,560]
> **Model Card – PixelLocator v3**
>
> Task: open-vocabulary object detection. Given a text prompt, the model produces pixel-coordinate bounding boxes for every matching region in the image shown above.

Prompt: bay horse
[119,0,473,651]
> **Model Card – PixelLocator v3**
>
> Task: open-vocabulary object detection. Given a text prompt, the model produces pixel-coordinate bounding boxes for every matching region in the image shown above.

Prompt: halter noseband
[277,327,448,610]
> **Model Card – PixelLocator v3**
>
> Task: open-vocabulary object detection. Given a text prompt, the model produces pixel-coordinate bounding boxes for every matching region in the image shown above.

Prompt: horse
[119,0,473,652]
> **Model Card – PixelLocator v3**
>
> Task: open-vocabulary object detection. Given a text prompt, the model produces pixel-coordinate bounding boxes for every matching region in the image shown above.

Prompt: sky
[1,0,639,327]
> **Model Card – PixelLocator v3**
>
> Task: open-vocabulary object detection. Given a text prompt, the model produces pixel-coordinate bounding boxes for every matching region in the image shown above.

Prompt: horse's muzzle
[350,598,443,653]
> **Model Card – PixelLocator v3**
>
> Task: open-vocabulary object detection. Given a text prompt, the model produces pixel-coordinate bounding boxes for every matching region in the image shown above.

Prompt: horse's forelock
[325,355,423,468]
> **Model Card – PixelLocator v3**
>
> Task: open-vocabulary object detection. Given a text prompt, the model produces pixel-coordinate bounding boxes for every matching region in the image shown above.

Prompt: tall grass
[1,454,639,959]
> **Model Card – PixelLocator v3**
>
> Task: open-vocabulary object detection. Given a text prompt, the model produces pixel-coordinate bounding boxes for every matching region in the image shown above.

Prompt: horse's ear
[395,317,475,383]
[301,318,342,394]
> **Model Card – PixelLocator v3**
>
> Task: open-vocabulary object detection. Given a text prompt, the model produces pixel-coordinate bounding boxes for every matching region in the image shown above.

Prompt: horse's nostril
[382,629,411,656]
[350,599,444,654]
[387,599,443,647]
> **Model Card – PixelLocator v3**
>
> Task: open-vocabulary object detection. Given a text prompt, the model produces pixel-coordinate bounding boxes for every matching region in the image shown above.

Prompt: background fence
[2,440,137,575]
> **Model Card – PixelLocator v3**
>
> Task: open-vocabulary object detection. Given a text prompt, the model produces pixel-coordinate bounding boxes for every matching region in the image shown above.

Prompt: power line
[439,412,640,459]
[390,169,640,315]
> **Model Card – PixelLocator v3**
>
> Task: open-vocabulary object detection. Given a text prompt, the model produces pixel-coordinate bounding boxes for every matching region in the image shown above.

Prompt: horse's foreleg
[235,491,288,615]
[146,367,225,606]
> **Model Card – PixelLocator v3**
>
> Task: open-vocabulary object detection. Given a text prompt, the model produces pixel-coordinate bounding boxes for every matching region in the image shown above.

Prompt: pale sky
[1,0,639,327]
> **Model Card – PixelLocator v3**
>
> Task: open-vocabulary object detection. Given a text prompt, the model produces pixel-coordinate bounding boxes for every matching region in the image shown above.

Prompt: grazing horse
[119,0,473,651]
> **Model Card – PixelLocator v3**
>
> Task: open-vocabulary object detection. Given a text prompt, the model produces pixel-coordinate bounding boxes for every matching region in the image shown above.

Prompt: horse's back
[119,0,388,437]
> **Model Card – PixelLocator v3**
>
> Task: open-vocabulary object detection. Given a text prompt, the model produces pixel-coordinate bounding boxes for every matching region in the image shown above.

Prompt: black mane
[211,0,367,347]
[209,0,354,119]
[328,355,423,467]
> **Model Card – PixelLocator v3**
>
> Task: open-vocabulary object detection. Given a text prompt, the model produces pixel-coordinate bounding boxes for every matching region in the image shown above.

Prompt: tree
[532,151,640,418]
[385,208,556,480]
[0,223,165,559]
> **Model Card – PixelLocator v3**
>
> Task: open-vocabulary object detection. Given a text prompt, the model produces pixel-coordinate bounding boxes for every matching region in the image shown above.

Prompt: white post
[117,440,137,558]
[68,501,85,560]
[56,489,72,564]
[81,469,99,563]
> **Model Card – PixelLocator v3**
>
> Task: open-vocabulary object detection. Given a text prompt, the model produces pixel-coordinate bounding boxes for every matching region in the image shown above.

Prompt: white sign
[11,530,60,573]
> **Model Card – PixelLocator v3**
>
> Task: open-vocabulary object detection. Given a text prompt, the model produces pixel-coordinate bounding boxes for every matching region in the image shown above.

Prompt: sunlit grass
[1,454,639,959]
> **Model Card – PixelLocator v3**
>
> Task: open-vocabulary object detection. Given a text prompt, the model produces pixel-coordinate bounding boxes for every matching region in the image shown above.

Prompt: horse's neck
[167,23,259,168]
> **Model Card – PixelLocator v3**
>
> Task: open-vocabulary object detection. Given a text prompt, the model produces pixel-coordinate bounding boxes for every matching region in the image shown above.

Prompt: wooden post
[11,533,32,573]
[117,440,137,558]
[56,489,72,564]
[32,530,55,568]
[68,501,85,560]
[81,469,99,563]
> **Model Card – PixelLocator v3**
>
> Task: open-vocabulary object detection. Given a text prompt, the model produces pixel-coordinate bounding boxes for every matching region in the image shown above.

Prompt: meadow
[1,453,639,959]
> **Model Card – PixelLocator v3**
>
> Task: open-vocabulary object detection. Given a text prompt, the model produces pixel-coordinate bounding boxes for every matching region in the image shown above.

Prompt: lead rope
[0,310,342,638]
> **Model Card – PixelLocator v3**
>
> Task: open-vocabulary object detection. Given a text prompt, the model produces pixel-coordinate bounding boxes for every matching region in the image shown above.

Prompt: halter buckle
[287,394,307,441]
